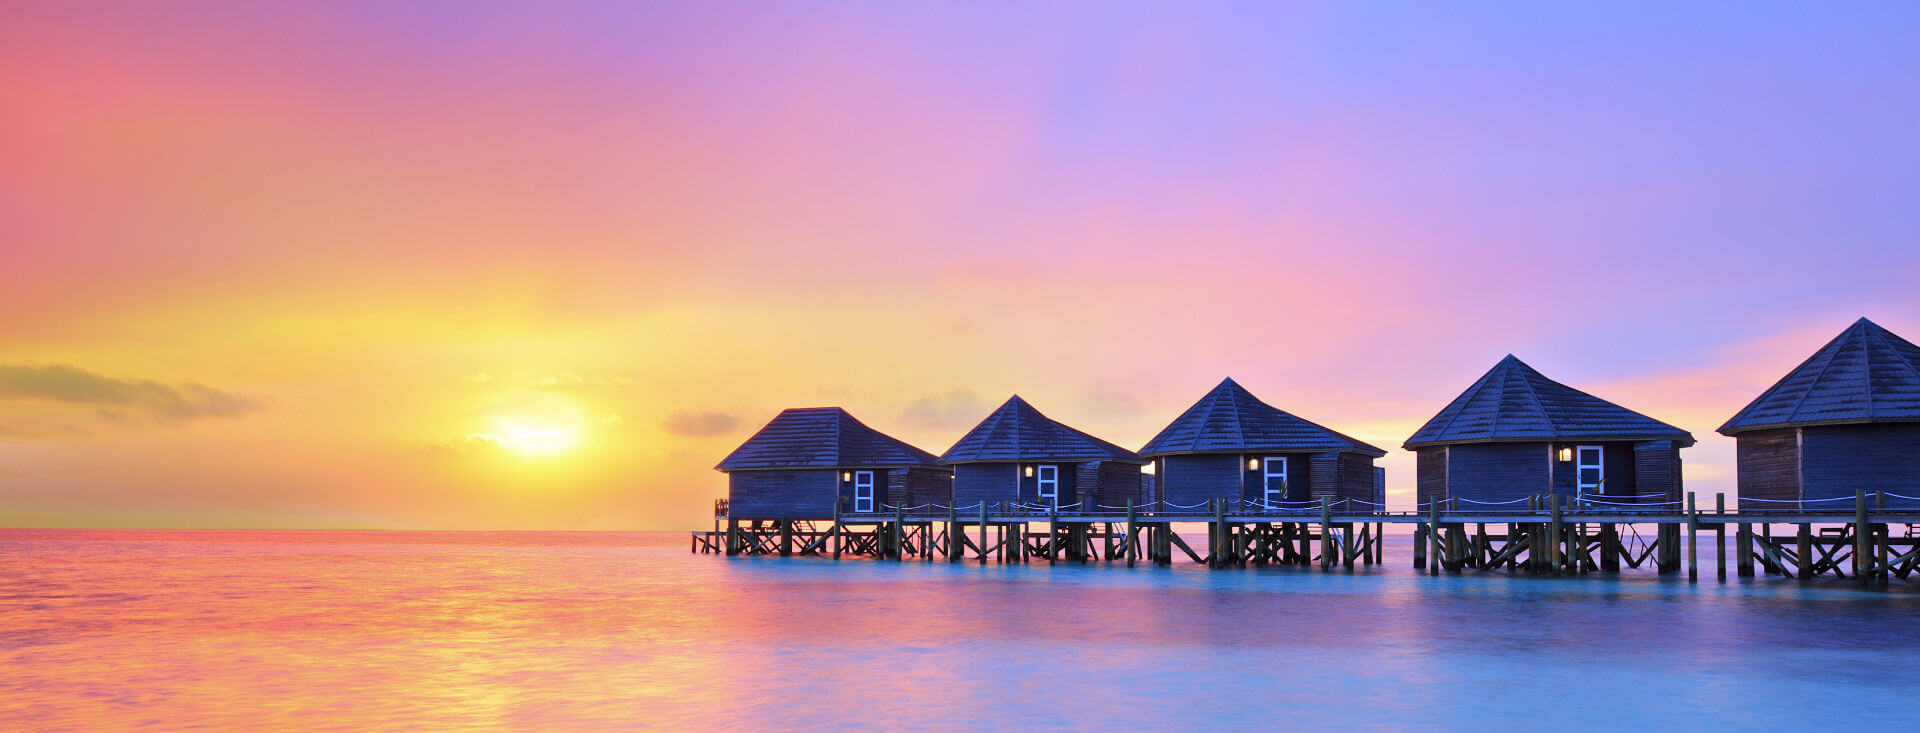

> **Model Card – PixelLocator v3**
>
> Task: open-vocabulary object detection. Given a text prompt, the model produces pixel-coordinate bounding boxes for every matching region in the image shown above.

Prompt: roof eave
[1404,434,1695,450]
[1719,416,1920,437]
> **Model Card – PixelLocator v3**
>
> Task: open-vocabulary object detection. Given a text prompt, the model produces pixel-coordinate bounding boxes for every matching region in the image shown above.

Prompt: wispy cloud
[898,389,988,430]
[662,410,741,437]
[0,364,262,421]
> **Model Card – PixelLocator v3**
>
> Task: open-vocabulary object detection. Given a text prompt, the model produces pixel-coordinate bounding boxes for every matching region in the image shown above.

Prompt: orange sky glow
[3,4,1918,529]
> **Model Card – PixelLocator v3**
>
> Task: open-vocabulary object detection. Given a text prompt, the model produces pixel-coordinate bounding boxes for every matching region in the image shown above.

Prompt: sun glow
[475,392,589,459]
[491,419,583,457]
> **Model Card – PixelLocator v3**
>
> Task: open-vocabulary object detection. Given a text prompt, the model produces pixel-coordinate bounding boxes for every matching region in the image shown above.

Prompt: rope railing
[839,489,1920,516]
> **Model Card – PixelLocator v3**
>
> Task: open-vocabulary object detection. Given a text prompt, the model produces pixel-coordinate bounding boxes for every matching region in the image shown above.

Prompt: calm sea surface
[2,528,1916,730]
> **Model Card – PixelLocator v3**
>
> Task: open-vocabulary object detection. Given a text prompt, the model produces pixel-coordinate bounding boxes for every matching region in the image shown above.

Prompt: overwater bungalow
[940,396,1145,511]
[1405,355,1693,509]
[716,407,948,519]
[1718,318,1920,509]
[1138,378,1385,510]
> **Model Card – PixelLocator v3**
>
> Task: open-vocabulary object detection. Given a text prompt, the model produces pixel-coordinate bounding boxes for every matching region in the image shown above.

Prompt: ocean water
[1,529,1915,730]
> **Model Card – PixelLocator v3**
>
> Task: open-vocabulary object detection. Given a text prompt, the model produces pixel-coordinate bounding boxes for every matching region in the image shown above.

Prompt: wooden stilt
[978,501,988,565]
[1428,496,1442,575]
[1856,489,1870,586]
[892,505,904,562]
[1549,493,1563,576]
[1877,491,1890,587]
[1796,523,1812,581]
[1715,493,1726,581]
[1686,491,1697,583]
[1736,519,1753,577]
[1125,500,1137,568]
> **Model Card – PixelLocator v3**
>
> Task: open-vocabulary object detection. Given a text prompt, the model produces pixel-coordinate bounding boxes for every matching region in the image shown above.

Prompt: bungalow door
[1263,456,1288,508]
[1575,446,1603,499]
[853,470,875,513]
[1036,465,1059,509]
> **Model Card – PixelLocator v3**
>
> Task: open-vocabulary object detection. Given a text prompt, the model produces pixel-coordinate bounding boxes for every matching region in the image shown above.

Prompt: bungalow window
[1576,446,1603,497]
[1263,456,1288,507]
[853,470,875,513]
[1036,465,1059,508]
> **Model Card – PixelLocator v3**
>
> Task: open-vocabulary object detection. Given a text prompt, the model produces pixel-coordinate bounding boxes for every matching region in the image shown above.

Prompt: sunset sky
[3,4,1918,529]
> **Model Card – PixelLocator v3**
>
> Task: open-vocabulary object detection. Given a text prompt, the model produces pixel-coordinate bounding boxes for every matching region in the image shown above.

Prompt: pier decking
[694,490,1920,587]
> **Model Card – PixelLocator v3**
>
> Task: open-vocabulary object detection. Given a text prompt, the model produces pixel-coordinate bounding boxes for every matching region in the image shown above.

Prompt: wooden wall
[1632,440,1681,504]
[889,466,953,509]
[1443,442,1550,505]
[1161,454,1243,507]
[953,462,1087,508]
[1735,428,1800,504]
[1078,461,1145,509]
[1801,423,1920,507]
[1416,447,1448,508]
[727,468,838,519]
[1335,452,1377,505]
[952,463,1018,509]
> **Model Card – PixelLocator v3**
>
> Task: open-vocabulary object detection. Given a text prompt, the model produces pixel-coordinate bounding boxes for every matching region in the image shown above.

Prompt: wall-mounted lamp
[1247,457,1260,471]
[1024,465,1035,478]
[1556,447,1573,463]
[842,471,852,481]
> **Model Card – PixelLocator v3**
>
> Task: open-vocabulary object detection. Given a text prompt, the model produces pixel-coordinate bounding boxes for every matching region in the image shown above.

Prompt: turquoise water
[1,529,1913,730]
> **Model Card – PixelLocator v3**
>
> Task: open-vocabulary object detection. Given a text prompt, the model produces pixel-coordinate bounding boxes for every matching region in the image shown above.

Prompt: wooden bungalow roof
[1718,318,1920,436]
[715,407,940,471]
[939,396,1144,465]
[1139,378,1386,458]
[1404,355,1694,449]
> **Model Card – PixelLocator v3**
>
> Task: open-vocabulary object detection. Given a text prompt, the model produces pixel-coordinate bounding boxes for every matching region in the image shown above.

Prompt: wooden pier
[694,491,1920,586]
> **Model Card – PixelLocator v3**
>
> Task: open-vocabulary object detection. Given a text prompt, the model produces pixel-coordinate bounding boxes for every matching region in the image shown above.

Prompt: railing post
[1855,488,1870,586]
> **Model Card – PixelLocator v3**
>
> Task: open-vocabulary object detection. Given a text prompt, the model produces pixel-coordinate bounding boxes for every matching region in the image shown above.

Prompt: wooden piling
[1877,491,1889,587]
[1600,523,1618,573]
[1320,497,1334,572]
[893,505,905,562]
[1686,491,1697,583]
[1715,493,1726,581]
[977,501,988,565]
[1413,523,1427,570]
[1796,523,1812,580]
[1736,518,1753,578]
[1855,489,1870,586]
[1427,495,1441,576]
[1549,492,1563,576]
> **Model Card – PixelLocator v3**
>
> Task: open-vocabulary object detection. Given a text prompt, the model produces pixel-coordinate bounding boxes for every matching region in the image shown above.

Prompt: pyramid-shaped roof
[939,396,1143,464]
[1139,378,1385,458]
[1719,318,1920,436]
[1405,356,1694,449]
[716,407,940,471]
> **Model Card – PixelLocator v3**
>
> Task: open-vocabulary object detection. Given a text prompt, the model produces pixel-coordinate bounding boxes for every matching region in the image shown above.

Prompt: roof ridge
[1221,381,1246,448]
[1513,359,1554,432]
[1782,326,1850,424]
[1868,320,1920,385]
[1432,361,1500,441]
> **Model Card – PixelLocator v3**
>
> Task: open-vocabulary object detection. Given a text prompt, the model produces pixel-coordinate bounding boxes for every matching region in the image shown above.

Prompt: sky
[3,3,1918,529]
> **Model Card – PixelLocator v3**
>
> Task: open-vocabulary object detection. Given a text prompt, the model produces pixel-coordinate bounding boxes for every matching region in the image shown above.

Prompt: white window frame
[1036,465,1059,508]
[1263,456,1289,507]
[1576,446,1604,497]
[853,470,875,513]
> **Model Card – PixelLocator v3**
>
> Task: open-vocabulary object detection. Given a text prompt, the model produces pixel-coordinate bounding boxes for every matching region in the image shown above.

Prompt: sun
[492,418,583,458]
[475,392,588,459]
